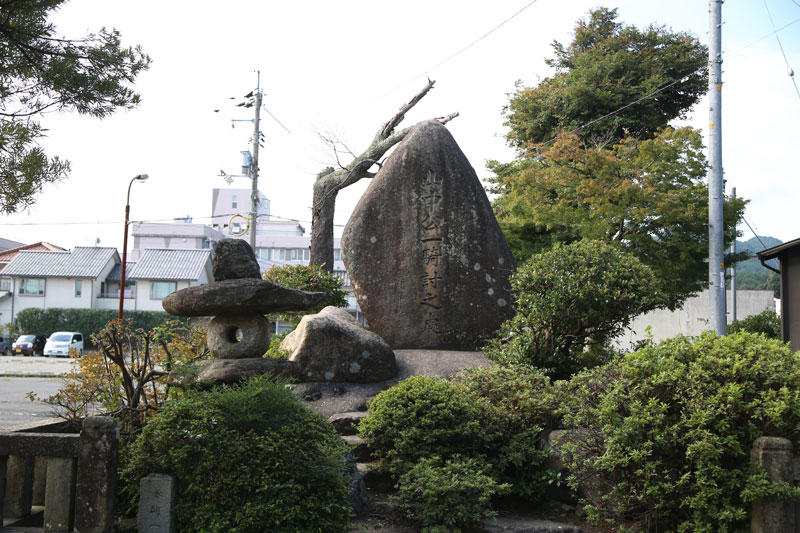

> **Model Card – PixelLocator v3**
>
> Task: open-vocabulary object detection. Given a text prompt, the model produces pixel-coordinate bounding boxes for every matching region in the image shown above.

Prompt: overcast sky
[1,0,799,250]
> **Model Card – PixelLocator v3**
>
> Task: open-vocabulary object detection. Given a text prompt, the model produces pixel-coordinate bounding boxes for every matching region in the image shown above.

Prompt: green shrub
[263,264,347,324]
[121,377,350,532]
[484,240,660,379]
[556,331,800,531]
[454,366,556,501]
[358,376,500,475]
[263,330,290,359]
[727,309,781,339]
[16,308,188,347]
[395,456,509,532]
[359,371,556,505]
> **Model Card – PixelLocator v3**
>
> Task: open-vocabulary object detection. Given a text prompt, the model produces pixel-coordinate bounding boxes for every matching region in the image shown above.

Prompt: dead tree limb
[310,79,458,271]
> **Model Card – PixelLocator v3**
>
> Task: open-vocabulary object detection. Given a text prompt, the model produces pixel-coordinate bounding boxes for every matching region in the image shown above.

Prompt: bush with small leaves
[358,375,500,476]
[484,239,661,379]
[359,371,557,507]
[555,331,800,531]
[727,309,781,339]
[395,455,509,533]
[121,377,351,532]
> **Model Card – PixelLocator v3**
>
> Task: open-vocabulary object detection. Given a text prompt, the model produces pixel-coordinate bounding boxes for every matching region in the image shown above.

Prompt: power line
[742,215,768,249]
[367,1,540,105]
[762,0,800,101]
[530,14,800,149]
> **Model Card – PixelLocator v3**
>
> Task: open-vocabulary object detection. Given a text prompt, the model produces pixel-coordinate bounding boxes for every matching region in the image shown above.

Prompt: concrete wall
[615,289,776,348]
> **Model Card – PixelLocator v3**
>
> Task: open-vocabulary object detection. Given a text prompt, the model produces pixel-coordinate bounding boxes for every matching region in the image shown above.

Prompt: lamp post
[118,174,149,322]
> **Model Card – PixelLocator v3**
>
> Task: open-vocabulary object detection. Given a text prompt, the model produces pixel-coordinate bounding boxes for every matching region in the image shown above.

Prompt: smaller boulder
[212,239,261,280]
[282,306,397,383]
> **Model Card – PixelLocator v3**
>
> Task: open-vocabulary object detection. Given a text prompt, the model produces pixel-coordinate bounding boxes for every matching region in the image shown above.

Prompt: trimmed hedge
[16,308,188,347]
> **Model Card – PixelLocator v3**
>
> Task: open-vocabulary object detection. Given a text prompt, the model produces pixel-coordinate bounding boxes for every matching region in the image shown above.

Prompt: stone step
[327,411,369,435]
[356,462,394,492]
[341,435,372,462]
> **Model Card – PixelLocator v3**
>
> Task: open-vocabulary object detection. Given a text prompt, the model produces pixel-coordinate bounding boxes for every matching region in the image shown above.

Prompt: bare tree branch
[310,80,458,271]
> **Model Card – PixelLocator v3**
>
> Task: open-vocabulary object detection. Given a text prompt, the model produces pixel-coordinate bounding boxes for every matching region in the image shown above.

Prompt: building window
[232,195,238,208]
[75,280,82,297]
[19,278,45,296]
[0,278,9,291]
[150,281,177,300]
[333,248,342,261]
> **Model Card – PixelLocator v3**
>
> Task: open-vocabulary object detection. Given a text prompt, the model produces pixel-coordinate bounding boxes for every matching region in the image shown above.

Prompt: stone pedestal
[2,455,34,518]
[44,457,76,532]
[751,436,795,533]
[74,416,119,533]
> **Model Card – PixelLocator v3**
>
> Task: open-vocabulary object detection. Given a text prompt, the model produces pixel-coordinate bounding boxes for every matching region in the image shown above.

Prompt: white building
[0,247,119,322]
[0,247,212,321]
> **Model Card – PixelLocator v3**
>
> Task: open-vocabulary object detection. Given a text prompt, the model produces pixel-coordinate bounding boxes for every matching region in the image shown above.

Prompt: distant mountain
[733,236,781,291]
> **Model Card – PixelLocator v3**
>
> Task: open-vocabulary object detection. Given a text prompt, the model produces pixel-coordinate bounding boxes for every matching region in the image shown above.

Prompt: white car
[44,332,84,357]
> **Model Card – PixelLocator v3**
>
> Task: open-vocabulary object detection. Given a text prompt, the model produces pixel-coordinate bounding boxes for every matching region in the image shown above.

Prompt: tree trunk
[310,170,337,272]
[308,79,458,271]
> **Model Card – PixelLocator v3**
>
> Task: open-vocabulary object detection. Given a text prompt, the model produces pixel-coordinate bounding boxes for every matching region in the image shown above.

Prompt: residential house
[0,247,119,323]
[211,188,270,235]
[757,237,800,351]
[126,248,213,312]
[0,247,213,322]
[0,237,25,251]
[131,221,224,257]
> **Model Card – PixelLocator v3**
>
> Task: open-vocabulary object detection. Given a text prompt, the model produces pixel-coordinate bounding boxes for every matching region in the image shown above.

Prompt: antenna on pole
[218,72,292,247]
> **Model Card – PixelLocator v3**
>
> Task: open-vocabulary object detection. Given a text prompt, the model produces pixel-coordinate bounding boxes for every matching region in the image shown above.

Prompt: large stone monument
[341,120,516,350]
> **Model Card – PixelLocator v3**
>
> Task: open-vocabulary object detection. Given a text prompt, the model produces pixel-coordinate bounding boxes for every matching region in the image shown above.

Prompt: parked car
[44,332,84,357]
[0,335,11,355]
[12,334,47,356]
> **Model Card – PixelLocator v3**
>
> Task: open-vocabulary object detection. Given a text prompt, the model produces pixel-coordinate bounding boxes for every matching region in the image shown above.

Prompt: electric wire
[533,14,800,147]
[762,0,800,101]
[366,0,540,105]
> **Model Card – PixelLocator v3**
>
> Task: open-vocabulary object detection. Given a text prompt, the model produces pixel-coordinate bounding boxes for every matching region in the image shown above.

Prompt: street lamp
[118,173,149,322]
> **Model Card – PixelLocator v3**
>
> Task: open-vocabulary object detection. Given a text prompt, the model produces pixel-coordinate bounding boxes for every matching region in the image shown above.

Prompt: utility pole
[708,0,726,335]
[730,187,736,322]
[249,72,263,249]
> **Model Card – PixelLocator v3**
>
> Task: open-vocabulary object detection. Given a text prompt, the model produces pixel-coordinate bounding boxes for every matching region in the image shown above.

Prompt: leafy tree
[503,7,707,148]
[492,129,747,309]
[485,240,661,379]
[0,0,150,213]
[491,8,745,309]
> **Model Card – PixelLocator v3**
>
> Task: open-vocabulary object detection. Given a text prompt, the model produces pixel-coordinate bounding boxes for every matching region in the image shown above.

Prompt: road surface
[0,377,63,429]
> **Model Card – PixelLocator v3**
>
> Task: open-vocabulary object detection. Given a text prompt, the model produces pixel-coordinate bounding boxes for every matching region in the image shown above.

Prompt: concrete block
[44,457,76,532]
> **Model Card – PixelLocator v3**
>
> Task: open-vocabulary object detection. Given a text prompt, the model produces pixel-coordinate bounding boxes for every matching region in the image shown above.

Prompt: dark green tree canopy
[490,7,744,310]
[0,0,150,213]
[504,7,708,148]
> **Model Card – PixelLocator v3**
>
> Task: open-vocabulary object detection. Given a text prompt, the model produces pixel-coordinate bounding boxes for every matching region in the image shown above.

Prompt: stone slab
[43,456,76,532]
[342,120,515,350]
[162,278,326,317]
[191,357,300,386]
[138,473,176,533]
[294,349,492,417]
